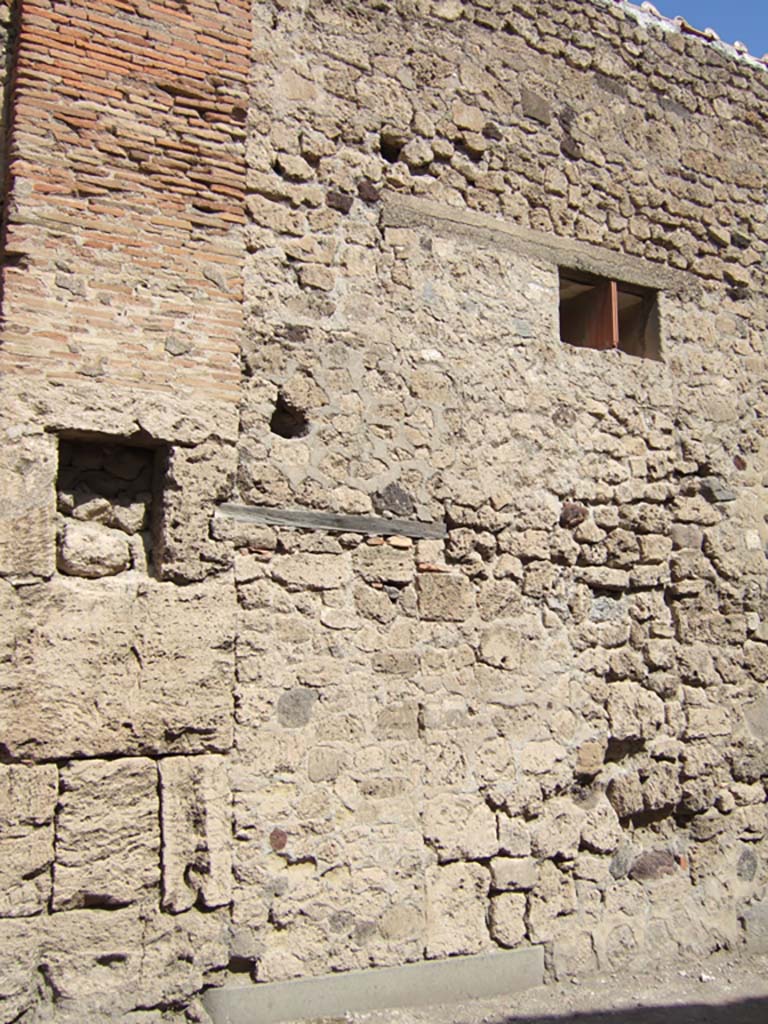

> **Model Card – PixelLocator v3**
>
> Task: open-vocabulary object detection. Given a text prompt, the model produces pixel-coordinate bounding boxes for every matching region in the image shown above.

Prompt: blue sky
[654,1,768,56]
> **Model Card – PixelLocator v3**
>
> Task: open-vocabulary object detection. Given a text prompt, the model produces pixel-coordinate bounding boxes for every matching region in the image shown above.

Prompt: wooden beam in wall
[217,503,447,540]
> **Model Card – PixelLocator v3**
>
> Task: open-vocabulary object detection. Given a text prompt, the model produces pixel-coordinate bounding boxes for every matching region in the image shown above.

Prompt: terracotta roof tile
[606,0,768,70]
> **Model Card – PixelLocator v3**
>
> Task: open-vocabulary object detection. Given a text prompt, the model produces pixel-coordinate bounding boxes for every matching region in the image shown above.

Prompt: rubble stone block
[530,798,584,860]
[425,862,490,958]
[417,572,474,621]
[489,892,527,947]
[53,758,160,910]
[742,900,768,953]
[607,772,644,819]
[160,755,232,914]
[353,544,414,585]
[0,764,58,917]
[154,441,236,583]
[580,799,622,854]
[272,553,353,590]
[423,795,498,862]
[491,856,538,892]
[57,519,132,578]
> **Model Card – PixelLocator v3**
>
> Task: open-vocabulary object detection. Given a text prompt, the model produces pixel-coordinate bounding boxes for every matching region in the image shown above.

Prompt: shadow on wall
[493,998,768,1024]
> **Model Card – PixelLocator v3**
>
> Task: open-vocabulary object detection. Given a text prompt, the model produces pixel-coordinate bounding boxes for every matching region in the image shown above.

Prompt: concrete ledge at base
[203,947,544,1024]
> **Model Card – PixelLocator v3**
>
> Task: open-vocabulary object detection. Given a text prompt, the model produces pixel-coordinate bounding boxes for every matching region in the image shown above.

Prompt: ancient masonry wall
[2,0,768,1020]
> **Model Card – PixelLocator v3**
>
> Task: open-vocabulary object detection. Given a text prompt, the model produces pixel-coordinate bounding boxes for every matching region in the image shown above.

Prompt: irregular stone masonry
[1,0,768,1020]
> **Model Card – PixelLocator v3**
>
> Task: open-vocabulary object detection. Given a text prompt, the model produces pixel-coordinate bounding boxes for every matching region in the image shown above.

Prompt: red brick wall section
[0,0,249,402]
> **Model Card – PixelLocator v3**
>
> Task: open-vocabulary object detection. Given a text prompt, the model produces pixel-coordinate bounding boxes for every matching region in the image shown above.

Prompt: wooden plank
[560,278,618,350]
[590,279,619,350]
[217,503,447,540]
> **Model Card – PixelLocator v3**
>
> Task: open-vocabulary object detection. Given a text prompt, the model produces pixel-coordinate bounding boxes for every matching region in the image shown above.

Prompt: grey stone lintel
[203,946,545,1024]
[382,192,696,296]
[217,502,447,540]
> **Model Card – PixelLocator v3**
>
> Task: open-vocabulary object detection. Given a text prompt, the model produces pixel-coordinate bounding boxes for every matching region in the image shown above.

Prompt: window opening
[559,269,660,360]
[56,435,166,577]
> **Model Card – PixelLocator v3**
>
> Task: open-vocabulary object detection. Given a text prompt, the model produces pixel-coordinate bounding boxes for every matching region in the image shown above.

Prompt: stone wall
[2,0,768,1020]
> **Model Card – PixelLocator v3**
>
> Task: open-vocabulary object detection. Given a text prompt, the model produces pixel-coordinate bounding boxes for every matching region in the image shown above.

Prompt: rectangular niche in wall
[559,269,661,360]
[56,435,166,578]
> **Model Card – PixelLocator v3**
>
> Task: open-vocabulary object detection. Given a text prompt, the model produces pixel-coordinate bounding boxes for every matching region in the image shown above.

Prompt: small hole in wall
[379,131,403,164]
[270,393,309,439]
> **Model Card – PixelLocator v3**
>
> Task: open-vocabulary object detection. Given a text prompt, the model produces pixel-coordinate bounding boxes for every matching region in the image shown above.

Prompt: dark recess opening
[270,394,309,438]
[379,131,403,163]
[56,433,167,575]
[559,268,661,360]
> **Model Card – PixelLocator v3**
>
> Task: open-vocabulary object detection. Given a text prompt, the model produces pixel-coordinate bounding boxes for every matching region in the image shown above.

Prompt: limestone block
[498,816,533,857]
[40,906,229,1020]
[490,856,538,892]
[53,758,160,910]
[551,926,600,980]
[423,795,498,862]
[606,771,643,818]
[2,576,235,759]
[607,682,664,741]
[576,738,607,776]
[489,892,527,947]
[526,862,577,943]
[0,430,56,579]
[452,100,485,133]
[353,544,414,585]
[530,798,584,859]
[678,643,718,687]
[498,529,548,560]
[578,567,629,591]
[375,701,420,739]
[685,704,731,739]
[580,799,622,854]
[413,570,474,621]
[0,579,19,665]
[154,440,236,583]
[0,764,58,917]
[58,519,132,577]
[642,763,682,812]
[307,746,345,781]
[742,899,768,953]
[0,918,40,1022]
[160,755,232,914]
[425,862,490,958]
[743,641,768,682]
[518,739,568,776]
[272,553,353,590]
[378,902,425,941]
[638,534,672,563]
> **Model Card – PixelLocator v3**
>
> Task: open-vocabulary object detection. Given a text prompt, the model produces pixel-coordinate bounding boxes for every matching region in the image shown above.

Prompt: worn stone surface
[53,758,160,911]
[57,519,132,578]
[160,755,233,913]
[0,764,58,917]
[0,430,57,580]
[2,576,236,760]
[425,862,490,958]
[2,0,768,1017]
